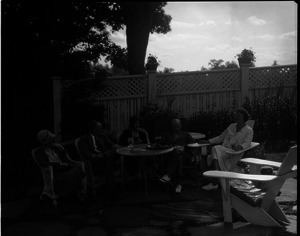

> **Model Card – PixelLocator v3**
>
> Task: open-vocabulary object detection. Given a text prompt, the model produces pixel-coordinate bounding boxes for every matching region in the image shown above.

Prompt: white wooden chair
[32,147,85,207]
[203,145,297,228]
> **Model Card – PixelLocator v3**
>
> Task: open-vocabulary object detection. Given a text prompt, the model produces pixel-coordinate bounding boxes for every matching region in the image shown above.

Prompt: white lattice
[156,69,240,95]
[95,76,147,98]
[249,65,297,89]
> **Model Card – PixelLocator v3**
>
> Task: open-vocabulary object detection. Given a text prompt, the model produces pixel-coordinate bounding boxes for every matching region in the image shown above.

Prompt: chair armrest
[241,158,282,168]
[226,142,260,154]
[203,170,277,182]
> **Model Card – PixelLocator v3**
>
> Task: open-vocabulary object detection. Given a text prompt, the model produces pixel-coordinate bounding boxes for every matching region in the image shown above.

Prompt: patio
[1,152,297,236]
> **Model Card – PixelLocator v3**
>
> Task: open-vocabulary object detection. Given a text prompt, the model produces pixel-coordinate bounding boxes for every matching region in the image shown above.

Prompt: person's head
[88,120,104,136]
[37,130,55,145]
[235,108,250,123]
[129,116,140,130]
[171,118,182,134]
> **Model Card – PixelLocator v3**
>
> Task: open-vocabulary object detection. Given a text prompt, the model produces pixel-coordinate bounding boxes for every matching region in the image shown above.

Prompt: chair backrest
[277,145,297,176]
[74,138,83,159]
[246,120,255,129]
[31,147,41,166]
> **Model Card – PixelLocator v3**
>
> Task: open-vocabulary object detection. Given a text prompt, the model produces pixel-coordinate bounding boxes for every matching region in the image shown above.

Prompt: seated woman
[119,116,150,177]
[201,108,253,191]
[34,130,86,201]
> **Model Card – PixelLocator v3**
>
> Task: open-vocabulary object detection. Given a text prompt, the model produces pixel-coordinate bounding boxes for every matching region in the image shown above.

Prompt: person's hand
[95,153,105,159]
[113,144,121,150]
[198,140,210,144]
[232,144,243,151]
[174,146,184,152]
[60,162,69,167]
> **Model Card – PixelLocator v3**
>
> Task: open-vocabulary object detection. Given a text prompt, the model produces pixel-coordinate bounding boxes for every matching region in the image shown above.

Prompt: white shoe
[202,183,218,191]
[175,184,182,193]
[159,174,171,183]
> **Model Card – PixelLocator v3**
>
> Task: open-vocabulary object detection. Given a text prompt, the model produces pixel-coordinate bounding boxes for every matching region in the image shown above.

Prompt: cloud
[279,31,296,40]
[171,20,197,28]
[232,36,243,42]
[253,34,275,40]
[206,20,216,26]
[248,16,267,26]
[206,44,231,52]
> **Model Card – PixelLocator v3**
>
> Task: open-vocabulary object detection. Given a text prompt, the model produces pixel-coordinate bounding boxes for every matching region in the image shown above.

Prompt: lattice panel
[62,76,148,100]
[249,65,297,89]
[95,76,147,98]
[156,69,240,95]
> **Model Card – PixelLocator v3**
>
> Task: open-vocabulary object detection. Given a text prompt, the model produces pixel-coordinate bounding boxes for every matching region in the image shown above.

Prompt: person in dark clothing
[78,120,121,193]
[159,118,195,193]
[119,116,150,178]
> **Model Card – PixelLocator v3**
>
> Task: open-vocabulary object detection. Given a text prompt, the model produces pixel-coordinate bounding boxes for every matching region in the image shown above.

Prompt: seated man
[78,120,121,194]
[159,118,195,193]
[34,130,86,201]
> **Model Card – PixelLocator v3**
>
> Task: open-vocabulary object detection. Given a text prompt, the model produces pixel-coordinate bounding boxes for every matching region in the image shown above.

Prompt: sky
[108,1,297,72]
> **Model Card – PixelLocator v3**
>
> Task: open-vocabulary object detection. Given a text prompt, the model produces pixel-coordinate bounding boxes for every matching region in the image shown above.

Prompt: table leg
[144,167,148,198]
[120,155,124,183]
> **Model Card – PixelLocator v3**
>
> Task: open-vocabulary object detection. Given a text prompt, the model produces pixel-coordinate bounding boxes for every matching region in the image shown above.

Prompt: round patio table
[116,144,174,198]
[189,132,206,140]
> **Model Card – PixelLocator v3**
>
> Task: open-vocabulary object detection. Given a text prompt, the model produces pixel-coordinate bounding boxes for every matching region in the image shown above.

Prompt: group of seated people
[33,107,253,201]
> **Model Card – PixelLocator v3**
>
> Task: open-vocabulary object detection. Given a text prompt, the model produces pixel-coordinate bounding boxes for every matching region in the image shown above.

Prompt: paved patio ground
[1,153,297,236]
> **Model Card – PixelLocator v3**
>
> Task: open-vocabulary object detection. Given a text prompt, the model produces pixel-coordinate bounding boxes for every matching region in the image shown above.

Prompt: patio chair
[74,138,106,196]
[203,145,297,228]
[31,147,86,207]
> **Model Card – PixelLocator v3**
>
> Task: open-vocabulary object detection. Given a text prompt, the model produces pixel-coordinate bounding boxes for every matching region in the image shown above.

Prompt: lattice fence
[59,65,297,134]
[249,65,297,100]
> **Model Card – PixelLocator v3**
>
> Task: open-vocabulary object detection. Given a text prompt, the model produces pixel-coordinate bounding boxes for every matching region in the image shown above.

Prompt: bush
[187,109,234,139]
[245,92,297,152]
[139,100,182,141]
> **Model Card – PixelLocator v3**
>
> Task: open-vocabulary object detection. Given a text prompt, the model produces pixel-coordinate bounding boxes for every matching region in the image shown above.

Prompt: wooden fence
[54,64,297,141]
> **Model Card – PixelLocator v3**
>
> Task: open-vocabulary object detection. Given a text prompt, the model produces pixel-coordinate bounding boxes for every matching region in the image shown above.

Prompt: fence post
[240,63,251,106]
[147,70,157,102]
[52,76,62,142]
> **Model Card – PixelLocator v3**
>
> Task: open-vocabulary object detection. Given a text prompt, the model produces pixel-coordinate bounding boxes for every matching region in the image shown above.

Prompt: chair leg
[268,200,290,225]
[231,194,283,227]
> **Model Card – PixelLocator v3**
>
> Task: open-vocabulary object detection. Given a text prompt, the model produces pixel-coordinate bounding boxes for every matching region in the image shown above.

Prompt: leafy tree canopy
[2,1,172,77]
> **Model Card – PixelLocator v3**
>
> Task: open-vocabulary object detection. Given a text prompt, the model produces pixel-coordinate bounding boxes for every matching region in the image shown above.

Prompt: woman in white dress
[202,108,253,190]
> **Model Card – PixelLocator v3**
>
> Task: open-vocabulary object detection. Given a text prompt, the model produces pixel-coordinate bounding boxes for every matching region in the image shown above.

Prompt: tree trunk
[125,3,156,75]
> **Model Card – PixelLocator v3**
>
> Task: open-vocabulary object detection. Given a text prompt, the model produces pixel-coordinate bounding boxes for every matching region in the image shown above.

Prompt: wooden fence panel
[58,64,297,137]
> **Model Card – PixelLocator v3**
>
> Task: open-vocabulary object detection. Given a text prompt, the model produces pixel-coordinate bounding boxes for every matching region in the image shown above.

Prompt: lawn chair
[203,145,297,228]
[74,138,106,197]
[31,147,86,207]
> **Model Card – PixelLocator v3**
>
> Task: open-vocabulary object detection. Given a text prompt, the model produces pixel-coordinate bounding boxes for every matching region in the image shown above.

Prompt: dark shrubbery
[139,100,182,141]
[244,91,297,152]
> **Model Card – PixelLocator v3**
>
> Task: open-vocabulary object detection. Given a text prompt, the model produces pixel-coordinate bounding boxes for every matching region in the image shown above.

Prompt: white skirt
[207,145,243,172]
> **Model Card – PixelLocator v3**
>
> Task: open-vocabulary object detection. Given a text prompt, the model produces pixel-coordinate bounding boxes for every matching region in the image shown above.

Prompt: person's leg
[160,151,178,182]
[202,146,226,190]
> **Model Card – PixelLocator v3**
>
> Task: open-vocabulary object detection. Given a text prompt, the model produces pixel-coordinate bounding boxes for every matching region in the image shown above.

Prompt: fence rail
[55,64,297,141]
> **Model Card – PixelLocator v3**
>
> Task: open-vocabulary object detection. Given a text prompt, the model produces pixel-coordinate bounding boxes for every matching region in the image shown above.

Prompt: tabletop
[116,144,174,157]
[189,132,206,140]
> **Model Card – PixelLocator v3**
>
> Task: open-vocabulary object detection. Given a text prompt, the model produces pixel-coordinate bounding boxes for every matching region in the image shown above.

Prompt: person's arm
[78,137,103,161]
[119,130,129,146]
[34,148,62,168]
[239,127,254,150]
[138,128,150,145]
[209,128,228,144]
